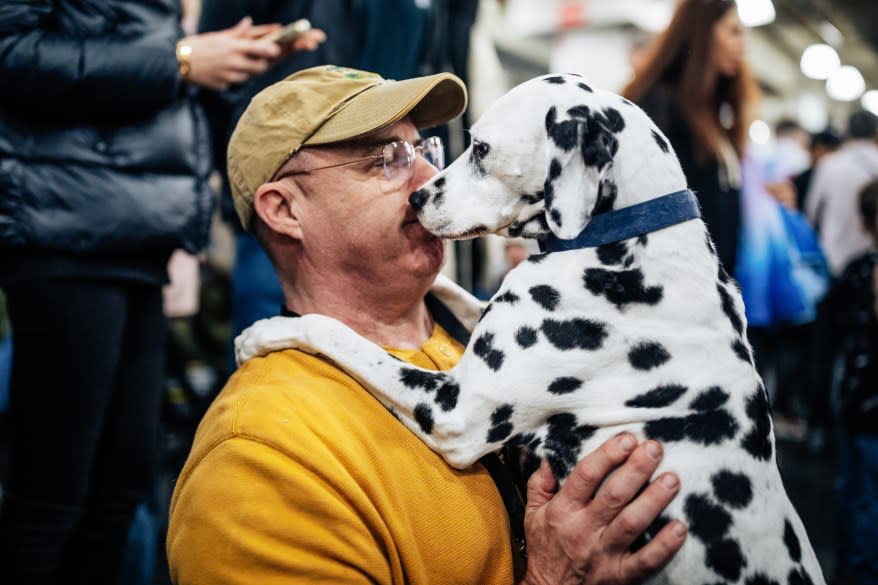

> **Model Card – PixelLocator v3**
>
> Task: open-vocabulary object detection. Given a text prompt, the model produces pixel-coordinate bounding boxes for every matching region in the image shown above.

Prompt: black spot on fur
[578,81,593,92]
[545,75,566,84]
[685,493,732,542]
[718,283,744,335]
[548,158,562,181]
[521,190,543,204]
[400,368,441,391]
[784,519,802,562]
[487,404,515,442]
[637,234,648,246]
[732,339,752,363]
[433,176,445,188]
[544,412,597,479]
[597,241,628,265]
[549,208,562,227]
[788,567,815,585]
[690,386,730,412]
[541,318,608,351]
[509,432,542,452]
[548,377,583,395]
[515,326,538,348]
[414,403,434,434]
[528,253,548,264]
[628,341,671,370]
[651,129,670,153]
[711,470,753,509]
[494,290,520,304]
[530,285,560,311]
[592,180,618,215]
[546,108,583,153]
[583,268,663,309]
[602,107,625,133]
[746,574,781,585]
[567,105,590,119]
[626,384,687,408]
[741,386,773,461]
[645,409,738,445]
[707,538,747,581]
[473,332,505,371]
[435,381,460,411]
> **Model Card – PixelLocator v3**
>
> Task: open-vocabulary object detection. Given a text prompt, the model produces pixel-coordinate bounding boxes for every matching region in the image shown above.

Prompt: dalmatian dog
[236,73,825,585]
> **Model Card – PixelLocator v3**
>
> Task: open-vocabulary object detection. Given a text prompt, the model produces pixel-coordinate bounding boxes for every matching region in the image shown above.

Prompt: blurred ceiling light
[737,0,775,27]
[629,1,673,33]
[800,44,840,80]
[826,65,866,101]
[749,120,771,145]
[863,90,878,115]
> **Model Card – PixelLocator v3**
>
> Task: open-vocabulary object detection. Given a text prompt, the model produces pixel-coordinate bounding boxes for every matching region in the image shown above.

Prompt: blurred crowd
[0,0,876,584]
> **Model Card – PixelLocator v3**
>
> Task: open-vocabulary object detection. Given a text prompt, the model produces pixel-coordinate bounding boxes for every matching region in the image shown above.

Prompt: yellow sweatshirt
[166,324,514,584]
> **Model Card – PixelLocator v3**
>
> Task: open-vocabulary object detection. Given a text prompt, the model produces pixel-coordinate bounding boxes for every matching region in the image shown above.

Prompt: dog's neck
[602,139,688,212]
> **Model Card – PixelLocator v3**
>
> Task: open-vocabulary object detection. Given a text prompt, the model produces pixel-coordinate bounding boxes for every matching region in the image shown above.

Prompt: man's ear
[253,181,304,241]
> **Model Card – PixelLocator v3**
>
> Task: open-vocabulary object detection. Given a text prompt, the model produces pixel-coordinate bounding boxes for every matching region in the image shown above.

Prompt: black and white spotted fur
[237,74,825,585]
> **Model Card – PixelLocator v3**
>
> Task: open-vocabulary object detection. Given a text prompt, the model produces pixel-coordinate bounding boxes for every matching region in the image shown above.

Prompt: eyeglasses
[281,136,444,192]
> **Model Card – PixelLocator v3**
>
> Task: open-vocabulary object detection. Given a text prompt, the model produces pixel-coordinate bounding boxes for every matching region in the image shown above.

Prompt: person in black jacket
[621,0,760,275]
[0,2,296,583]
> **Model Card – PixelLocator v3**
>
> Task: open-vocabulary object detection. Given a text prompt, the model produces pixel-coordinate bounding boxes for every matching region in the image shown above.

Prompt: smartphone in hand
[267,18,311,44]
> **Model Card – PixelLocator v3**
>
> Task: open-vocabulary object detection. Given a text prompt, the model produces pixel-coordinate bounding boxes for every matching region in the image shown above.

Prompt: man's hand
[521,435,686,585]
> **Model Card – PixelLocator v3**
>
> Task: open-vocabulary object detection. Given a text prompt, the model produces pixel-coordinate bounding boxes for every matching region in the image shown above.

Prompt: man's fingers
[621,519,687,583]
[602,472,680,548]
[561,434,637,504]
[589,440,663,526]
[525,459,558,510]
[237,38,282,60]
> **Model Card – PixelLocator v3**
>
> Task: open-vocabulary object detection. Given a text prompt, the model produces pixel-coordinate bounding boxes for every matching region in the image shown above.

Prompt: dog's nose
[409,189,429,211]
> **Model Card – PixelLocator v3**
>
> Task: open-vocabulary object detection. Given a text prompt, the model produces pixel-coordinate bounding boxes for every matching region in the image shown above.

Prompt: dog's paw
[234,314,346,365]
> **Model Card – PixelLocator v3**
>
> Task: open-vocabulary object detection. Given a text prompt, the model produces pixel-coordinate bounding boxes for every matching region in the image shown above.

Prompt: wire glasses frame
[281,136,445,188]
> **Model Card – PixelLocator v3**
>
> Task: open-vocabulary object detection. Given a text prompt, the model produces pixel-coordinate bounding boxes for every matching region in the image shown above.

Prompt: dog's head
[410,74,677,241]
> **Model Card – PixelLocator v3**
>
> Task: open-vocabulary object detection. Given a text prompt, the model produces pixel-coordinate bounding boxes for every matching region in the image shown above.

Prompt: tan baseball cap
[227,65,468,231]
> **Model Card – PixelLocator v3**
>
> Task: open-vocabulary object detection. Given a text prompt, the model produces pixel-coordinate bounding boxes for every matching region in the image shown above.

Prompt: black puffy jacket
[0,0,214,283]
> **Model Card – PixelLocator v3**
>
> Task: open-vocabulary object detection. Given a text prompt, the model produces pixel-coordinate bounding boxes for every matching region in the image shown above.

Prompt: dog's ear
[543,106,614,239]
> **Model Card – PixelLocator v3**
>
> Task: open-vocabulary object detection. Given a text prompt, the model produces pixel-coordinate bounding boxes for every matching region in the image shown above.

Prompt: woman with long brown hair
[622,0,761,273]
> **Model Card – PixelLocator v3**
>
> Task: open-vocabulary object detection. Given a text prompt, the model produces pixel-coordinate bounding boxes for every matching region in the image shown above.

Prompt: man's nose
[409,188,429,211]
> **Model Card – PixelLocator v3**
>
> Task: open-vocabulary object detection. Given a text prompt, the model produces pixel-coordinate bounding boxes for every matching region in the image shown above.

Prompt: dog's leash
[539,189,701,253]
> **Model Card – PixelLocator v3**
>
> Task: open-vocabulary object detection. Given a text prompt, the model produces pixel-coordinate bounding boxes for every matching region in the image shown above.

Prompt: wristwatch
[175,39,193,80]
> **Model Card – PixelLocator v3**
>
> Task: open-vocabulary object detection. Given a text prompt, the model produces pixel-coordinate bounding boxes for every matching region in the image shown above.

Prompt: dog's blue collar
[539,189,700,253]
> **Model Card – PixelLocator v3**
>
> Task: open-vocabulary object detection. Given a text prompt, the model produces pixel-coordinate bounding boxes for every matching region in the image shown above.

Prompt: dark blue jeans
[835,434,878,584]
[0,278,165,585]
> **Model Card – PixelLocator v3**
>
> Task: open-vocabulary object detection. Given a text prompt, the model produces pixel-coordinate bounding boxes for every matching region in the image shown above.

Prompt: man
[806,110,878,276]
[166,65,685,584]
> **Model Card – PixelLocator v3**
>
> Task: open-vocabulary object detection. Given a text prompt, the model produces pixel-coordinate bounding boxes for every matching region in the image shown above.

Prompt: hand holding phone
[267,18,311,44]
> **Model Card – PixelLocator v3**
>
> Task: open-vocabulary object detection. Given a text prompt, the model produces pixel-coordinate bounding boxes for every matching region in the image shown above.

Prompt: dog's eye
[473,140,490,160]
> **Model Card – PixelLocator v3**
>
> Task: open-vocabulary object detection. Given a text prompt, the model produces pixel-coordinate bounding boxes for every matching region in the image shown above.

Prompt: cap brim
[304,72,467,146]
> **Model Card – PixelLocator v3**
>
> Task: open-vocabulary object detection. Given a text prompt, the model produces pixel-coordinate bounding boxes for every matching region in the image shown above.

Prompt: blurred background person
[819,179,878,584]
[805,109,878,277]
[794,127,843,212]
[621,0,761,276]
[0,2,289,583]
